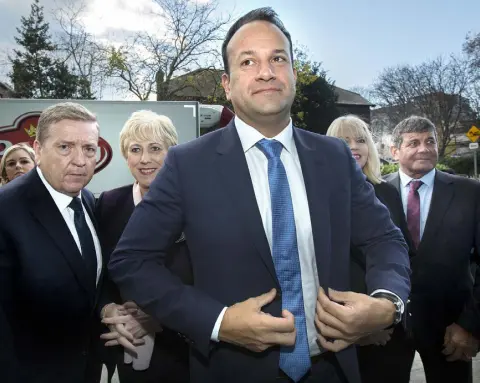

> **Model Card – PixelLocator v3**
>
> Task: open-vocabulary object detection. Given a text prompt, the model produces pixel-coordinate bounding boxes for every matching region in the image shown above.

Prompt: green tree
[291,46,339,134]
[9,0,92,99]
[10,0,55,98]
[49,61,93,99]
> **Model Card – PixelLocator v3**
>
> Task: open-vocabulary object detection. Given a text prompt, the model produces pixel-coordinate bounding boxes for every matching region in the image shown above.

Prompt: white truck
[0,99,233,195]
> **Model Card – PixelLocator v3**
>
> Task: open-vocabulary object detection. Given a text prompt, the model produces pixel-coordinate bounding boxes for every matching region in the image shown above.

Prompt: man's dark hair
[391,115,438,148]
[221,7,294,75]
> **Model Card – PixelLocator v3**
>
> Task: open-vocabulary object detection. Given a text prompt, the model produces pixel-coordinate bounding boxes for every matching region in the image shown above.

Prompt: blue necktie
[256,139,311,382]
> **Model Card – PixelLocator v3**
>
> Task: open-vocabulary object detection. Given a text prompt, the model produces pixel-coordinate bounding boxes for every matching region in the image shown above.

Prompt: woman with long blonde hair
[327,115,411,383]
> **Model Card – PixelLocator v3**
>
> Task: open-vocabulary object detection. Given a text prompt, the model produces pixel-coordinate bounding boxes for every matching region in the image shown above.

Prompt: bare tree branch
[104,0,232,101]
[52,0,111,98]
[371,55,474,157]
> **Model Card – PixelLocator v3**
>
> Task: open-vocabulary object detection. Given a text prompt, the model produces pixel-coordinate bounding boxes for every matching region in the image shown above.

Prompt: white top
[398,168,435,240]
[36,167,102,285]
[211,116,321,356]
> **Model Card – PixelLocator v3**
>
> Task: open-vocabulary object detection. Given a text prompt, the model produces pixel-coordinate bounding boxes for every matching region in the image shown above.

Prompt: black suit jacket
[108,122,410,383]
[0,304,17,383]
[350,181,412,294]
[0,169,103,383]
[386,171,480,346]
[95,184,193,375]
[96,184,193,300]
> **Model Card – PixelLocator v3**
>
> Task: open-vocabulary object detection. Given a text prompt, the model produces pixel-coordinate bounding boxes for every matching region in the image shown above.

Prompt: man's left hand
[122,301,162,338]
[315,287,396,352]
[442,323,479,362]
[100,303,145,353]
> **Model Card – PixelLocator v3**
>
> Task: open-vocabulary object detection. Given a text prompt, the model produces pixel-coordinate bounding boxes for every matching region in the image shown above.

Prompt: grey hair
[36,102,98,143]
[119,110,178,159]
[391,116,437,148]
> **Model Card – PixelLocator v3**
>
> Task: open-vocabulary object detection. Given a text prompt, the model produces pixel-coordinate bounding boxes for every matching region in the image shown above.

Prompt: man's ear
[390,145,399,161]
[221,73,231,101]
[33,140,41,165]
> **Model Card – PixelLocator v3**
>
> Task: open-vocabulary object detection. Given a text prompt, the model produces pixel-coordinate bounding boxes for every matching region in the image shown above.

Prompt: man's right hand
[218,288,296,352]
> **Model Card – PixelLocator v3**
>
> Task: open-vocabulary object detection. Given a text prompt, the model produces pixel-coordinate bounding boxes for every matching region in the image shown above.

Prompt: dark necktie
[256,139,311,382]
[407,180,423,249]
[69,197,97,288]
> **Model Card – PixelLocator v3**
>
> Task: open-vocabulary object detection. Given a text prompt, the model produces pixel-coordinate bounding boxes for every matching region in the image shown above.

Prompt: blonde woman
[0,143,35,185]
[327,115,411,383]
[96,110,191,383]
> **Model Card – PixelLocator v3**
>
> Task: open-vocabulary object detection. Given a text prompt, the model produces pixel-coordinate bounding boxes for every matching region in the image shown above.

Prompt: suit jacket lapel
[293,129,331,288]
[82,191,98,233]
[81,189,104,308]
[215,122,280,288]
[116,191,135,233]
[26,170,95,297]
[386,172,416,255]
[388,172,402,194]
[418,171,454,251]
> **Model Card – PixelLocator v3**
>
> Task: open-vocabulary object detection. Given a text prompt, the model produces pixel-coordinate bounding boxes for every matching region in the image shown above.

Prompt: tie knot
[256,139,283,159]
[68,197,83,213]
[409,180,423,193]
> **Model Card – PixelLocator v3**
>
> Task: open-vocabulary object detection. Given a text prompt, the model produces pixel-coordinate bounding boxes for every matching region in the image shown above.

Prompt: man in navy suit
[108,7,411,383]
[0,102,133,383]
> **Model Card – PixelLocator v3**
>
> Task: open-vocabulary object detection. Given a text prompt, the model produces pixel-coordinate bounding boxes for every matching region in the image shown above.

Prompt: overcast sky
[0,0,479,98]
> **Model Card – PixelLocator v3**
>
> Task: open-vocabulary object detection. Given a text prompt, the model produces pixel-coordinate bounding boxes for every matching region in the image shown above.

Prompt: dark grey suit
[382,170,480,383]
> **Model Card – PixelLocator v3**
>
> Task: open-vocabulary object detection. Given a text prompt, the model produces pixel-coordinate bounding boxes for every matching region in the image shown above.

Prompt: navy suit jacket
[0,169,103,383]
[109,122,410,383]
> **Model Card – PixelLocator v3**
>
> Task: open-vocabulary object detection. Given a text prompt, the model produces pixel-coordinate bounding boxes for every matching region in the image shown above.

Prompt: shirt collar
[37,167,80,211]
[132,182,142,206]
[234,116,294,154]
[399,168,436,188]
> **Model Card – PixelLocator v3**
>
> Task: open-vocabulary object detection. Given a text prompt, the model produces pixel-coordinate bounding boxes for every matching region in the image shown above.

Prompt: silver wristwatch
[372,292,403,328]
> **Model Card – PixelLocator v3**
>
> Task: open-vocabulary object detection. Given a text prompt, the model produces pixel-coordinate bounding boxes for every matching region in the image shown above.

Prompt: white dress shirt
[398,168,435,240]
[211,117,322,356]
[37,167,102,285]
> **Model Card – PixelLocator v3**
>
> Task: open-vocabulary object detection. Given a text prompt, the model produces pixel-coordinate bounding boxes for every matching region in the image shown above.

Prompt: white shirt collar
[399,168,436,188]
[234,116,294,154]
[132,182,142,206]
[36,167,80,211]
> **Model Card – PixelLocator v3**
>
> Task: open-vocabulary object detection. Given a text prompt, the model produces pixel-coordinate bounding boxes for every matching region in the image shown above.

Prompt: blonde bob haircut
[326,115,383,185]
[119,110,178,159]
[0,142,36,185]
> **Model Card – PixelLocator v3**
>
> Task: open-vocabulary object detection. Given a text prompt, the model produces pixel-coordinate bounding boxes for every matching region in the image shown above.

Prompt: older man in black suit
[0,102,131,383]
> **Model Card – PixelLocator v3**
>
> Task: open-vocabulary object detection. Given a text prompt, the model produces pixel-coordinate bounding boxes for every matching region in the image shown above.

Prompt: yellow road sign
[466,125,480,142]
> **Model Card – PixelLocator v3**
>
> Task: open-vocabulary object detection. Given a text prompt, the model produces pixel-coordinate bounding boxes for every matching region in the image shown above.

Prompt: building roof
[166,68,224,99]
[168,69,375,107]
[333,86,375,106]
[0,82,13,92]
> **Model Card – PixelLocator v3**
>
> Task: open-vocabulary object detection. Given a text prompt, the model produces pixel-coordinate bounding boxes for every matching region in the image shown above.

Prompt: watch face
[394,301,402,324]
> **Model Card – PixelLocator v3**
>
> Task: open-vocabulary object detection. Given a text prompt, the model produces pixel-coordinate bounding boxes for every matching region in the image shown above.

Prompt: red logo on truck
[0,112,113,174]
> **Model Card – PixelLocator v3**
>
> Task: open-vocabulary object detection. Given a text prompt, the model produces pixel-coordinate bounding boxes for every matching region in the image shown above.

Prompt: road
[100,352,480,382]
